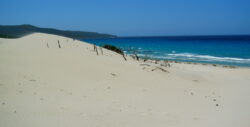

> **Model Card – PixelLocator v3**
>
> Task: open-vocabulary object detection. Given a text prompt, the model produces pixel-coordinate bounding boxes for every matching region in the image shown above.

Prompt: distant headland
[0,24,117,39]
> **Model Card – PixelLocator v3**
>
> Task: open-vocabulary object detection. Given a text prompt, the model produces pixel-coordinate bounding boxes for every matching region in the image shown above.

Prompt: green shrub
[0,34,16,39]
[102,45,124,55]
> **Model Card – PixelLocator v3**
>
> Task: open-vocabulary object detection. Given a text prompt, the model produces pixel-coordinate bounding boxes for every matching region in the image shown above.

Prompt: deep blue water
[83,36,250,67]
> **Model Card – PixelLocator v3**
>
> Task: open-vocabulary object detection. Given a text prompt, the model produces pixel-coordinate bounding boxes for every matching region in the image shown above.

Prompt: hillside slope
[0,24,116,39]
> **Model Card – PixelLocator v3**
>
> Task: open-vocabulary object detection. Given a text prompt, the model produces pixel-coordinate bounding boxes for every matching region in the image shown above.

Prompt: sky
[0,0,250,36]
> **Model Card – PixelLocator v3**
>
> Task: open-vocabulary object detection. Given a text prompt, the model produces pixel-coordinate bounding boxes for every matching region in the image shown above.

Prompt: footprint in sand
[107,86,111,90]
[60,107,65,110]
[205,93,221,107]
[193,80,199,82]
[147,108,152,112]
[164,113,180,125]
[193,117,200,120]
[79,112,84,116]
[111,73,117,76]
[184,90,194,96]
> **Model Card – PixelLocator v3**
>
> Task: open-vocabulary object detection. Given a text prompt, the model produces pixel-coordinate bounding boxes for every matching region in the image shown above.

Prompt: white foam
[166,53,250,63]
[126,51,250,64]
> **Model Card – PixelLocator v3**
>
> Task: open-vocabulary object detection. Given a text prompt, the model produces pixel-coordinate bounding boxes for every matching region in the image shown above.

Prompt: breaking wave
[165,53,250,63]
[128,52,250,64]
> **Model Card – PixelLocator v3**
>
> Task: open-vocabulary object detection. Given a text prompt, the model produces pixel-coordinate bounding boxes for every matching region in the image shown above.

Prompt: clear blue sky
[1,0,250,36]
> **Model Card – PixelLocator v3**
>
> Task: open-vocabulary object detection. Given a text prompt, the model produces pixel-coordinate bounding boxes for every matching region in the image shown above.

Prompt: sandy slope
[0,33,250,127]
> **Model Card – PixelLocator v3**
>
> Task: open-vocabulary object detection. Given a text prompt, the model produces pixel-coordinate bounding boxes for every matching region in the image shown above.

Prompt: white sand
[0,33,250,127]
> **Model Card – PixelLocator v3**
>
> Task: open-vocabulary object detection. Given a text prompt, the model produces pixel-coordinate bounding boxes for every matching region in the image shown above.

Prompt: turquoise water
[83,36,250,67]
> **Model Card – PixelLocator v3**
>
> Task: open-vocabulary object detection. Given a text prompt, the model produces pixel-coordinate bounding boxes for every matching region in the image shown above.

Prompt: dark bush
[103,45,124,55]
[0,34,16,39]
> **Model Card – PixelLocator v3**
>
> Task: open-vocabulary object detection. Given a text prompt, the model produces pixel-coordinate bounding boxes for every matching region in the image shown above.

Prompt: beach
[0,33,250,127]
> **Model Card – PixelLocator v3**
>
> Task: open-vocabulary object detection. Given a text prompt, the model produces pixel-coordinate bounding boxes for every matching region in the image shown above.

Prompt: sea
[83,35,250,67]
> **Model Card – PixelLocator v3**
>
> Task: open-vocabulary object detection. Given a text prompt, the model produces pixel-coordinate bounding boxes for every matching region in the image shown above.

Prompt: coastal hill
[0,24,116,39]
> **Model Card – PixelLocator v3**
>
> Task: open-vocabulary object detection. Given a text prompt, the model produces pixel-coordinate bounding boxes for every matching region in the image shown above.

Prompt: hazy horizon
[1,0,250,36]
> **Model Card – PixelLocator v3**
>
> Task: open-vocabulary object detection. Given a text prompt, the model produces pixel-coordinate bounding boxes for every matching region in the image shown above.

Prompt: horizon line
[1,24,250,38]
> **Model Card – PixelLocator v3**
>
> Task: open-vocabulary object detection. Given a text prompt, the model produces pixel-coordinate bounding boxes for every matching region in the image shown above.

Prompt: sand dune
[0,33,250,127]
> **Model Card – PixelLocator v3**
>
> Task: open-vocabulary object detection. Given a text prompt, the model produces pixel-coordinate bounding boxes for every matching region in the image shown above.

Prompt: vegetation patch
[0,34,16,39]
[103,44,124,55]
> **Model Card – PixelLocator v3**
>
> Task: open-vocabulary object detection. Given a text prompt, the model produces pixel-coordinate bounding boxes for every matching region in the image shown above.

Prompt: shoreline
[127,54,242,69]
[84,36,250,68]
